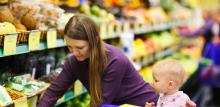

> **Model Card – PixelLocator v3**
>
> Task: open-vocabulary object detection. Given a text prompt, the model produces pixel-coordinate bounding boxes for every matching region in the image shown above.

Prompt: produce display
[4,75,48,95]
[132,32,180,59]
[79,4,116,24]
[48,0,80,7]
[123,7,169,24]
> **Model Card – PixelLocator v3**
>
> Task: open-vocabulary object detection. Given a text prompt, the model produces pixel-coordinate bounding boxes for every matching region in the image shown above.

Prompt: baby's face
[152,73,169,94]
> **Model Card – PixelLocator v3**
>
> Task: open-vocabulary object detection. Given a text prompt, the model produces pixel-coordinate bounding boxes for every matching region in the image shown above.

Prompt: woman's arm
[37,57,77,107]
[178,19,213,37]
[102,58,127,104]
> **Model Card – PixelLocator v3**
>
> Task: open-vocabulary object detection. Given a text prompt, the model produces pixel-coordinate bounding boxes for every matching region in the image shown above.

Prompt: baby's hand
[145,102,155,107]
[186,100,196,107]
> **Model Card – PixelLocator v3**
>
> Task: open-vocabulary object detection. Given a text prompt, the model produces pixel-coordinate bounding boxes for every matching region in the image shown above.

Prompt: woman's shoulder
[105,44,128,61]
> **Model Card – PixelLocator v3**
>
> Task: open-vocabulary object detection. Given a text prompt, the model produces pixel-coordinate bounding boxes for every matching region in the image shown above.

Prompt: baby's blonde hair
[152,59,185,87]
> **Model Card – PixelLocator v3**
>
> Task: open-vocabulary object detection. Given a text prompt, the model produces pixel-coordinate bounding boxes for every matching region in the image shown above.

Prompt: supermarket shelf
[133,39,186,70]
[102,32,119,40]
[0,19,192,58]
[55,90,87,106]
[134,20,186,35]
[0,39,66,57]
[103,19,192,39]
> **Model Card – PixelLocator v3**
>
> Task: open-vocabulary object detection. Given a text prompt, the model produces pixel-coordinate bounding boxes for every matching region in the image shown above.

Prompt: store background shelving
[0,19,192,58]
[0,0,206,107]
[0,39,66,57]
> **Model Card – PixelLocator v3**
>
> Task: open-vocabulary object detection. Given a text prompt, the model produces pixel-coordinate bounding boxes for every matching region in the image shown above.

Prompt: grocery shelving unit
[0,39,66,57]
[0,0,200,106]
[0,18,197,107]
[0,19,192,58]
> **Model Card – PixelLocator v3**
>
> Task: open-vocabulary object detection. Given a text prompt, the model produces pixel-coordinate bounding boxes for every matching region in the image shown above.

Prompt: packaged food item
[0,85,13,106]
[4,74,49,96]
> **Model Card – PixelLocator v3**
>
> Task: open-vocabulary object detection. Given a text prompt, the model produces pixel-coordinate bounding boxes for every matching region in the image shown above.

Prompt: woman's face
[64,36,90,61]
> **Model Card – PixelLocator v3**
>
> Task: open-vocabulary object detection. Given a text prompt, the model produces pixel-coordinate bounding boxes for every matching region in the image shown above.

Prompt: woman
[38,14,195,107]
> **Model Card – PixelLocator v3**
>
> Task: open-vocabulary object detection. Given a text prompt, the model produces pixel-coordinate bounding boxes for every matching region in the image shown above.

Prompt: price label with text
[29,31,41,51]
[116,23,122,33]
[3,34,17,56]
[123,22,130,32]
[47,30,57,48]
[134,23,140,31]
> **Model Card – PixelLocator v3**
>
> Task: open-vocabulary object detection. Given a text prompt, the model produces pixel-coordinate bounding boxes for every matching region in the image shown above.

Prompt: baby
[145,59,190,107]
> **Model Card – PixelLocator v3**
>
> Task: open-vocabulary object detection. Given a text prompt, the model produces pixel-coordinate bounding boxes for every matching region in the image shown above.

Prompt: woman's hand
[186,100,196,107]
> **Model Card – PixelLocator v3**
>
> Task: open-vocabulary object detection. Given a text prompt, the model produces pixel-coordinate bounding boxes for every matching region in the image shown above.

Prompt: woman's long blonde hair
[64,14,107,107]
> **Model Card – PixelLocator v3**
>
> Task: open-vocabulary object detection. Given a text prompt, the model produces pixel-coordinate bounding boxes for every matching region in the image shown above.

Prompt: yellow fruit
[0,22,17,35]
[65,0,79,7]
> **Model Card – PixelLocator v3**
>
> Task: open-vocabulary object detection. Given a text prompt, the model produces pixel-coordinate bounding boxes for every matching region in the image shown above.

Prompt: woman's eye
[77,47,83,49]
[76,46,85,50]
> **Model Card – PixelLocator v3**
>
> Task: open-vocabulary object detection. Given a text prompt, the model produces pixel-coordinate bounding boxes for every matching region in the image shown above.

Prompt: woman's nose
[71,48,80,56]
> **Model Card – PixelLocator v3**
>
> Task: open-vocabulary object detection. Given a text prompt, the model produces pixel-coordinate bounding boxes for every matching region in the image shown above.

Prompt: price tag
[123,22,130,32]
[116,23,122,33]
[3,34,17,56]
[47,30,57,48]
[139,23,144,32]
[29,31,40,51]
[134,23,140,32]
[14,98,28,107]
[120,32,134,58]
[74,80,83,96]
